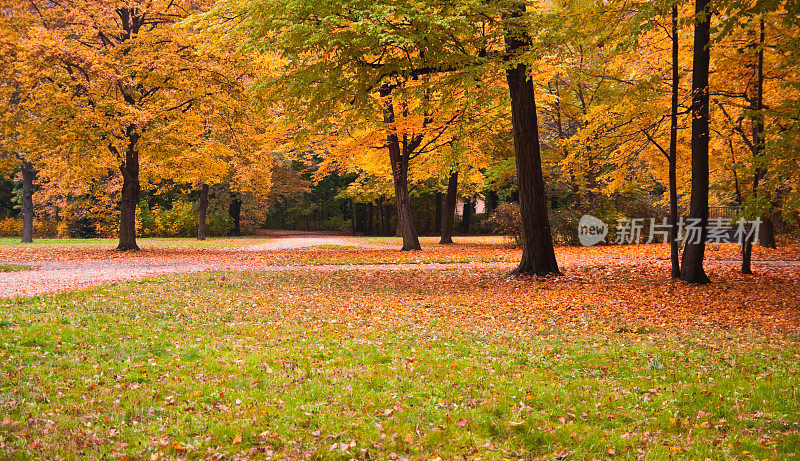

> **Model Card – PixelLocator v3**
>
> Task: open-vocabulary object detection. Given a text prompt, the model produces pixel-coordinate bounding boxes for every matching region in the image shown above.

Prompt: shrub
[488,203,522,247]
[138,201,196,237]
[550,209,581,246]
[62,200,118,238]
[0,218,61,238]
[207,211,232,236]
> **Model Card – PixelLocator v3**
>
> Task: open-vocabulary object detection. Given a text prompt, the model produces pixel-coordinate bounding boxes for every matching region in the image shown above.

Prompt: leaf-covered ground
[0,240,799,459]
[1,235,799,299]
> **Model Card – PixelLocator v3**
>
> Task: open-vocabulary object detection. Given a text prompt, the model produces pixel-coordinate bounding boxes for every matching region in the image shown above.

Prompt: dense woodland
[1,0,799,282]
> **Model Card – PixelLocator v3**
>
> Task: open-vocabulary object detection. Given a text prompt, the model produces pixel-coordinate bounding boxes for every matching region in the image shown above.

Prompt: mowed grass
[0,264,30,273]
[0,266,799,460]
[0,236,272,250]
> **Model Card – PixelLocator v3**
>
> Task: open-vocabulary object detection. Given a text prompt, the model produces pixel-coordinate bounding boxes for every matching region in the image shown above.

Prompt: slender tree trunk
[350,199,356,233]
[435,191,443,235]
[117,131,140,251]
[503,2,560,276]
[20,160,35,244]
[742,239,753,274]
[462,199,472,234]
[229,195,242,236]
[368,203,374,236]
[743,18,767,272]
[680,0,712,284]
[383,204,392,236]
[440,171,458,244]
[197,183,209,240]
[380,86,421,250]
[668,4,681,279]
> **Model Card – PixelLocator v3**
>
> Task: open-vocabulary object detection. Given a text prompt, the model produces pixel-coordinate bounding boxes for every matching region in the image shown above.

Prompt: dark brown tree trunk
[668,4,681,279]
[743,18,767,272]
[680,0,712,284]
[368,203,374,236]
[759,218,775,248]
[503,2,560,276]
[229,195,242,236]
[350,199,356,233]
[742,239,753,274]
[197,183,209,240]
[383,204,392,236]
[117,130,141,251]
[440,171,458,244]
[435,191,443,235]
[380,86,421,251]
[462,199,472,234]
[20,159,35,244]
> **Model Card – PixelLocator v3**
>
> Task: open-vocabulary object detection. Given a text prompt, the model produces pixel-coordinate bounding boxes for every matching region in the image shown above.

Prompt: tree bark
[380,86,421,251]
[440,171,458,244]
[435,191,443,235]
[229,195,242,236]
[368,202,374,236]
[680,0,712,284]
[20,160,35,244]
[197,183,209,240]
[759,218,776,248]
[117,130,140,251]
[503,2,560,276]
[668,4,681,279]
[743,17,767,272]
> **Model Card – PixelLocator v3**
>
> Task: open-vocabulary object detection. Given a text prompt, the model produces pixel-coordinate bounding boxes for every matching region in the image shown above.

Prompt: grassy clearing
[0,236,271,250]
[0,264,31,272]
[1,266,798,459]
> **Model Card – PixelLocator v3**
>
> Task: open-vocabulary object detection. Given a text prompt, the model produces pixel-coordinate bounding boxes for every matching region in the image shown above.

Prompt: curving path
[1,234,798,299]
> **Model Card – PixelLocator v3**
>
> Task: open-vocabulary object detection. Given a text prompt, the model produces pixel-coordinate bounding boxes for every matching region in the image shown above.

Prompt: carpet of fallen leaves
[0,237,799,459]
[1,235,799,298]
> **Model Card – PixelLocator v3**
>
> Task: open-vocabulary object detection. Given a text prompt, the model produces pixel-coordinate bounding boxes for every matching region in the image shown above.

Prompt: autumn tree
[679,0,712,284]
[15,0,238,250]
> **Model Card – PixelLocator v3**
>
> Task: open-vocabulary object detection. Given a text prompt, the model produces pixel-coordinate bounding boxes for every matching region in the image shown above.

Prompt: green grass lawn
[0,268,798,459]
[0,236,272,250]
[0,264,31,272]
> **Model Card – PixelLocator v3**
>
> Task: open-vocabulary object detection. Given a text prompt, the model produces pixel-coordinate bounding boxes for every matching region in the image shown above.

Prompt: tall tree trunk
[503,2,560,276]
[117,129,140,251]
[440,171,458,244]
[743,18,767,273]
[680,0,712,284]
[20,160,35,244]
[380,86,421,251]
[462,199,472,234]
[368,203,374,236]
[759,219,775,248]
[350,199,356,234]
[383,204,392,236]
[435,191,443,235]
[229,195,242,236]
[197,183,209,241]
[668,4,681,279]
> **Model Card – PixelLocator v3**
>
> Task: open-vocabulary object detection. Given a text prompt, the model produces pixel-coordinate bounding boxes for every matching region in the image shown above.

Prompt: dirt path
[1,235,798,299]
[244,236,362,251]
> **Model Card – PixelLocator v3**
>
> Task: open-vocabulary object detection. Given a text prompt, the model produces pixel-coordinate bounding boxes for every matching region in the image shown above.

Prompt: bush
[138,201,232,238]
[62,200,118,238]
[488,203,583,247]
[488,203,522,247]
[550,209,581,246]
[138,201,196,237]
[207,211,232,236]
[0,218,58,238]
